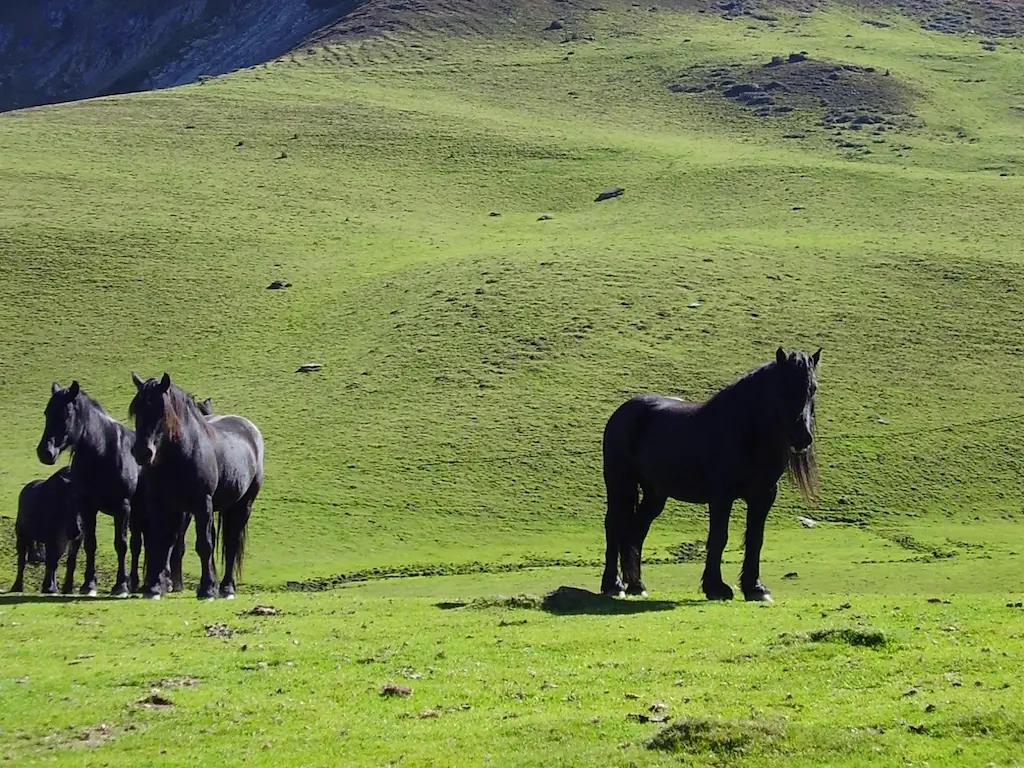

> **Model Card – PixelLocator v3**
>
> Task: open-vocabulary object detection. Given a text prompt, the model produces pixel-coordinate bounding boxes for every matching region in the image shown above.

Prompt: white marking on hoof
[86,589,98,598]
[640,590,649,598]
[617,590,627,599]
[144,592,161,601]
[223,593,235,600]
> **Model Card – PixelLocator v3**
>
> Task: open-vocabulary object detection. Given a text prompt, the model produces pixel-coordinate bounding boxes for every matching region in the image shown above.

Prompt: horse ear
[776,347,786,365]
[811,347,822,367]
[201,398,214,414]
[159,373,171,393]
[68,381,80,399]
[51,381,61,396]
[131,372,145,391]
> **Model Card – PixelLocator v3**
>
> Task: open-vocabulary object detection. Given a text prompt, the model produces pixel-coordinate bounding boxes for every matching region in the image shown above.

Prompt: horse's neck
[168,410,212,458]
[74,401,120,457]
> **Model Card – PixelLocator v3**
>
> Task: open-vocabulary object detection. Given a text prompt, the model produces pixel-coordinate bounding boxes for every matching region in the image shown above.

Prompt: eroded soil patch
[671,53,920,153]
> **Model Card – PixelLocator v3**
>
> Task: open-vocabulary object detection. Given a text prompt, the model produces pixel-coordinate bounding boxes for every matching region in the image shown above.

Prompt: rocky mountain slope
[0,0,365,112]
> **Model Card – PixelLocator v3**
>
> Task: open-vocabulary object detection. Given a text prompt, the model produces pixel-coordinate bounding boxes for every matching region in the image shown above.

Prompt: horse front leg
[61,537,80,594]
[79,508,99,597]
[740,485,777,603]
[702,498,735,601]
[170,512,191,593]
[111,502,131,597]
[129,520,143,594]
[194,497,218,600]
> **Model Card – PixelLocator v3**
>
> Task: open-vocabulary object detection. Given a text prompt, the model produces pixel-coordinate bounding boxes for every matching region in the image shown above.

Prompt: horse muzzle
[37,441,59,465]
[132,443,156,467]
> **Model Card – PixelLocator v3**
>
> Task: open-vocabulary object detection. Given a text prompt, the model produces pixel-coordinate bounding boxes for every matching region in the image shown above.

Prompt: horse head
[37,380,82,465]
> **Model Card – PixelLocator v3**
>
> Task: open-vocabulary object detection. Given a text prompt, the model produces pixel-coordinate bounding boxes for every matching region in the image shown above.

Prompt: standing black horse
[133,397,216,595]
[129,373,263,600]
[600,346,821,603]
[37,381,140,596]
[10,467,82,594]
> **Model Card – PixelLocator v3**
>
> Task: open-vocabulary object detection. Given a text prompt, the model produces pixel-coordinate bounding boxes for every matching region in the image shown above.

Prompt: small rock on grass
[594,187,625,202]
[381,683,412,697]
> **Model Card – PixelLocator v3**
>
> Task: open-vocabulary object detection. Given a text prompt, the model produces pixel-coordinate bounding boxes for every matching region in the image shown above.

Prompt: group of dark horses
[10,346,818,604]
[11,373,264,600]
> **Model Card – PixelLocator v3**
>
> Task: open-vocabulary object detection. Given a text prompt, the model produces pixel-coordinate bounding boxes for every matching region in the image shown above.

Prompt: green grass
[1,1,1023,763]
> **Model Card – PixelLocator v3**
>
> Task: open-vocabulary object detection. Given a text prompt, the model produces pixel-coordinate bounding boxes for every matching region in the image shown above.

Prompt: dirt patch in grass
[42,723,122,750]
[859,0,1024,37]
[648,715,787,755]
[777,626,894,648]
[670,53,920,153]
[671,53,915,123]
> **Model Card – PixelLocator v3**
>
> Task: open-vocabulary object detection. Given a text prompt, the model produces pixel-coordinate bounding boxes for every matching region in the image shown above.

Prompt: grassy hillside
[2,1,1024,764]
[4,1,1023,587]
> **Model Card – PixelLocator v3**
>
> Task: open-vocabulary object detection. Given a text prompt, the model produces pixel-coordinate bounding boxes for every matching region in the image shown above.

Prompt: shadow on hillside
[0,592,135,605]
[435,586,702,616]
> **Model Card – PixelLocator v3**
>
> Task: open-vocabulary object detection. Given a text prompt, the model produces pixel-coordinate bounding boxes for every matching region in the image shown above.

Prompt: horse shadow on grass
[436,586,704,616]
[0,593,135,605]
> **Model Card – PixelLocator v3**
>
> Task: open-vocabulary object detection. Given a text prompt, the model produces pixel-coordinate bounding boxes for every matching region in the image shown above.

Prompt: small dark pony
[37,381,140,596]
[10,467,82,594]
[129,373,264,600]
[600,346,821,603]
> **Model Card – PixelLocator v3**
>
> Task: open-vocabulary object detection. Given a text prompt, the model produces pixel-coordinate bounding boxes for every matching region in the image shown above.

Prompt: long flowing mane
[787,433,819,503]
[786,350,820,504]
[129,381,214,440]
[704,353,821,503]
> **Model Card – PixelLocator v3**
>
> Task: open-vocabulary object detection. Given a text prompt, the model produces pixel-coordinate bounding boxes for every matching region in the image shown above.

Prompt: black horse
[134,396,216,595]
[600,346,821,603]
[37,381,140,596]
[10,467,82,594]
[129,373,263,600]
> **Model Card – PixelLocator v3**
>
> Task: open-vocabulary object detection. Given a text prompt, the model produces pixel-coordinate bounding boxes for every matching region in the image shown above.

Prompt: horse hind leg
[601,471,638,597]
[11,531,28,593]
[623,488,667,597]
[218,494,255,599]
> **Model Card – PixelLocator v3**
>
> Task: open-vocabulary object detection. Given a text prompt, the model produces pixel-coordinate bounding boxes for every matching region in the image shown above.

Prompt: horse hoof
[617,590,627,599]
[144,592,161,601]
[86,589,98,598]
[222,593,236,600]
[703,584,735,601]
[641,590,649,598]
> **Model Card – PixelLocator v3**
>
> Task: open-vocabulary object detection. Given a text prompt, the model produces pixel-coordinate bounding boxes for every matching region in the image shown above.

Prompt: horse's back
[604,395,699,458]
[603,394,716,500]
[17,469,73,538]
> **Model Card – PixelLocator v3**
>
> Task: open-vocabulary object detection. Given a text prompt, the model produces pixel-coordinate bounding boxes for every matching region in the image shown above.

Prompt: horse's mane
[704,359,775,408]
[61,386,112,421]
[129,381,214,440]
[706,353,821,504]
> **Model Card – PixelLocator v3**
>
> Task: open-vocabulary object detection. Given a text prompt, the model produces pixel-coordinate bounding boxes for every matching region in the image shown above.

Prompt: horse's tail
[218,499,250,581]
[217,507,230,577]
[235,514,248,581]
